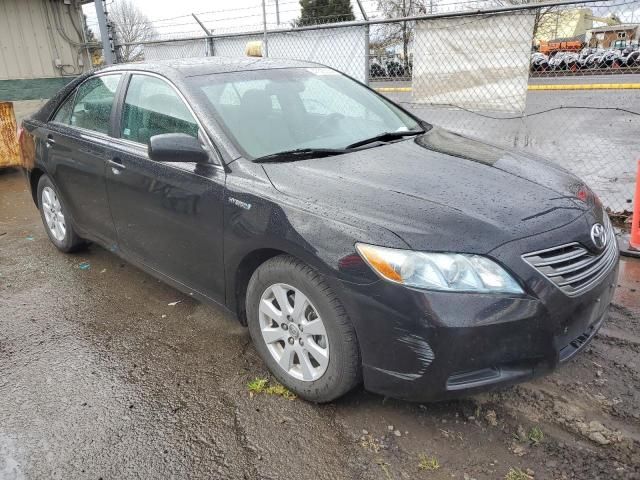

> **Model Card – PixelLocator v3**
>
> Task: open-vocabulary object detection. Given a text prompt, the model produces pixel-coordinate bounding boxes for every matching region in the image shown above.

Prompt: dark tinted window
[121,75,198,145]
[70,75,121,134]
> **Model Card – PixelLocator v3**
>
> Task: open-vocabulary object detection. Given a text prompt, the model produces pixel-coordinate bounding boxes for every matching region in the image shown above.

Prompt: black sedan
[20,58,619,402]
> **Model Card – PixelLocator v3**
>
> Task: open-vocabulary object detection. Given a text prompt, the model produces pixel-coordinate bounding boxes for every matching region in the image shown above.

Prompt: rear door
[45,74,122,246]
[105,73,226,302]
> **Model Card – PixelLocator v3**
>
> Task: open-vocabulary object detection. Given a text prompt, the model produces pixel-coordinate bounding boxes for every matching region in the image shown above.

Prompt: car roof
[28,57,324,124]
[100,56,322,79]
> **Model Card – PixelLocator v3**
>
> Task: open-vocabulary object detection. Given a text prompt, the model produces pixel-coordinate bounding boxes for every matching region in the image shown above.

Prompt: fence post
[355,0,369,85]
[364,25,370,85]
[262,0,269,57]
[94,0,114,65]
[192,13,215,56]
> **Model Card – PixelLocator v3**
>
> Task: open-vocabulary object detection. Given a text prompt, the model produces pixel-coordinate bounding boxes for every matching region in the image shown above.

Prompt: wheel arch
[29,168,46,205]
[232,248,288,326]
[230,244,339,326]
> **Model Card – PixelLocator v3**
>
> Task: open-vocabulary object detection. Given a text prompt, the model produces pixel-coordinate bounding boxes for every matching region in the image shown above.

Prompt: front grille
[522,218,618,297]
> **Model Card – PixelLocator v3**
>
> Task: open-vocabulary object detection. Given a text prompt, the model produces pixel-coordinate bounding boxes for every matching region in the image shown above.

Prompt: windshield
[188,67,421,160]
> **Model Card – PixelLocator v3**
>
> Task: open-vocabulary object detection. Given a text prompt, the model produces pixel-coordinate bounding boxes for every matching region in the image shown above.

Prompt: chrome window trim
[47,69,223,168]
[50,71,124,129]
[117,70,223,166]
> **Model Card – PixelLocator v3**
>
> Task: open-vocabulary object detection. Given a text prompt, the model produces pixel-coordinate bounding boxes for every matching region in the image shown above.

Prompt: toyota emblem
[590,223,607,250]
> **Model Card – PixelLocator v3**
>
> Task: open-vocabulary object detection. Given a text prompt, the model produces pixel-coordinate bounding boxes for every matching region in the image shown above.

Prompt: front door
[105,73,226,302]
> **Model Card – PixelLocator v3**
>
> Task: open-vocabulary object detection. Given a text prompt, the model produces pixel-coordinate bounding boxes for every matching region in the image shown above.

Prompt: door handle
[108,158,126,175]
[45,134,56,148]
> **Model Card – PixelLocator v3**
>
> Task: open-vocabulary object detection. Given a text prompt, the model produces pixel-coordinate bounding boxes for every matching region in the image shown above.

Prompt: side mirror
[148,133,209,163]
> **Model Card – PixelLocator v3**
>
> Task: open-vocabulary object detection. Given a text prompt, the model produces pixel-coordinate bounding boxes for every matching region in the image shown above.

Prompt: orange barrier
[631,159,640,251]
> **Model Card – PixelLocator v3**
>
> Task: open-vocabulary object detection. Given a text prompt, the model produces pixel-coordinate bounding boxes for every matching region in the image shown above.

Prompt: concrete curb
[528,83,640,91]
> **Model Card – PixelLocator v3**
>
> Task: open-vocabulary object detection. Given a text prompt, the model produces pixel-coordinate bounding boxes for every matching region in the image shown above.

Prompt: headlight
[356,243,523,294]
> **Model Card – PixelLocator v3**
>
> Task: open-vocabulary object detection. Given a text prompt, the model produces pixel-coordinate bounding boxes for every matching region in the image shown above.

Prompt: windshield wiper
[253,148,347,163]
[253,130,425,163]
[345,129,425,150]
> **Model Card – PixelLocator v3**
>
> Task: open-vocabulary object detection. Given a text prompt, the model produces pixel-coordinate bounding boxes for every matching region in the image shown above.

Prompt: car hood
[262,128,591,253]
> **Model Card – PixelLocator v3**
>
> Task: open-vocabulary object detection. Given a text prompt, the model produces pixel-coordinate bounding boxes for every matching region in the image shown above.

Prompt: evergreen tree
[297,0,355,27]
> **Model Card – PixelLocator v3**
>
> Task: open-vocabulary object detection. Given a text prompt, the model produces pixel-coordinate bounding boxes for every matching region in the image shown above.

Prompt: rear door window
[52,93,75,124]
[121,75,198,145]
[70,75,122,134]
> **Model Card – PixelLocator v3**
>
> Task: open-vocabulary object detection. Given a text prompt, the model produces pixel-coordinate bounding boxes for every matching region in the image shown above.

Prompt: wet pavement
[1,168,639,479]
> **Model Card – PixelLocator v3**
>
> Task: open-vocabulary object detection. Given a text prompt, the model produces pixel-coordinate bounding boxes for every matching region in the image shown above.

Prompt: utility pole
[275,0,280,26]
[262,0,269,57]
[94,0,113,65]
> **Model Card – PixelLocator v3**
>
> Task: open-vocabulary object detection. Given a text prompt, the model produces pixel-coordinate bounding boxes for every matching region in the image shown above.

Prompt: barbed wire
[92,0,639,38]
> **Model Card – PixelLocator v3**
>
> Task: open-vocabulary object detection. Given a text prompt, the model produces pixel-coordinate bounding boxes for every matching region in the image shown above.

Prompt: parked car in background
[548,51,579,71]
[621,45,640,67]
[20,57,619,403]
[599,49,623,69]
[369,62,387,78]
[531,46,640,73]
[530,52,549,72]
[624,50,640,67]
[577,48,597,69]
[385,60,406,77]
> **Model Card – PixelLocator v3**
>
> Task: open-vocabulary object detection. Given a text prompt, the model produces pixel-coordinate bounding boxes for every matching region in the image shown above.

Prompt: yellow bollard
[0,102,21,169]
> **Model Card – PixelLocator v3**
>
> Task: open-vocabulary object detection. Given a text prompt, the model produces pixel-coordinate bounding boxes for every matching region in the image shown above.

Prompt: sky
[83,0,639,42]
[83,0,379,39]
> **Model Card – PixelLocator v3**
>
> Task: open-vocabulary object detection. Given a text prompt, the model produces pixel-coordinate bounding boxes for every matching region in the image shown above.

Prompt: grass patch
[247,378,268,394]
[265,383,296,399]
[418,454,440,471]
[247,377,296,400]
[528,426,544,445]
[505,467,533,480]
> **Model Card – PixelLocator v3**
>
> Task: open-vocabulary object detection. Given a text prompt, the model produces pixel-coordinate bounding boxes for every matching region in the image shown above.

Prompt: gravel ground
[1,164,639,480]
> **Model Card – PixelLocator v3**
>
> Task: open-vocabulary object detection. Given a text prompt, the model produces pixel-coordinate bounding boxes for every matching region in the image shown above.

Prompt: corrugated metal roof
[586,24,640,33]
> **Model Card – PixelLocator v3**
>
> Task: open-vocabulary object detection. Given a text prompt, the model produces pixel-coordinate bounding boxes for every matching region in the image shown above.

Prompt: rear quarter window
[69,74,122,135]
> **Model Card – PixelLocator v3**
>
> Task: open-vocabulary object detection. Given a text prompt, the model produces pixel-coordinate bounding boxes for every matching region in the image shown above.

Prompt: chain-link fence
[113,0,639,214]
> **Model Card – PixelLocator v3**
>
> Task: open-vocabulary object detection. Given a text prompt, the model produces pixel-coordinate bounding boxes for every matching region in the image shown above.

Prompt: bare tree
[109,0,156,62]
[376,0,431,70]
[488,0,558,40]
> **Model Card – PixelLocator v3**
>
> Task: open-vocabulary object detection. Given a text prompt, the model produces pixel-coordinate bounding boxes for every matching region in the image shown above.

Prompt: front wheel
[246,255,361,402]
[37,175,85,252]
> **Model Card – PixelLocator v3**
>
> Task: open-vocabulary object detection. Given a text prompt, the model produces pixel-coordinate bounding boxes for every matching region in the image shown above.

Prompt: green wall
[0,77,75,101]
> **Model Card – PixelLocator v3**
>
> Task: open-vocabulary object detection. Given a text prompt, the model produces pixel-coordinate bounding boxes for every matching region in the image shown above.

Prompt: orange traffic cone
[630,159,640,251]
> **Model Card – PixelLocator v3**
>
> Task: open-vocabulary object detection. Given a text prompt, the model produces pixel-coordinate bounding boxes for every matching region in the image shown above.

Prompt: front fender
[223,159,409,312]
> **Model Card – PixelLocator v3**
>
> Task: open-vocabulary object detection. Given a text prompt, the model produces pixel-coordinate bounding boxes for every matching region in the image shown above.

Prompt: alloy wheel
[259,283,329,381]
[41,186,66,242]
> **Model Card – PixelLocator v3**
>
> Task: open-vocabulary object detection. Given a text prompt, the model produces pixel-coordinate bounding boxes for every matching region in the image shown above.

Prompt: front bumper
[332,256,618,402]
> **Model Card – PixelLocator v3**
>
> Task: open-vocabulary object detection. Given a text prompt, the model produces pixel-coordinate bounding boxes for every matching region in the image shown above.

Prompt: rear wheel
[37,175,85,252]
[246,255,361,402]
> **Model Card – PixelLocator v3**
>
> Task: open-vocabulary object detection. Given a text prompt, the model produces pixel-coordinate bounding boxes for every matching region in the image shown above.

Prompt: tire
[37,175,85,253]
[246,255,361,402]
